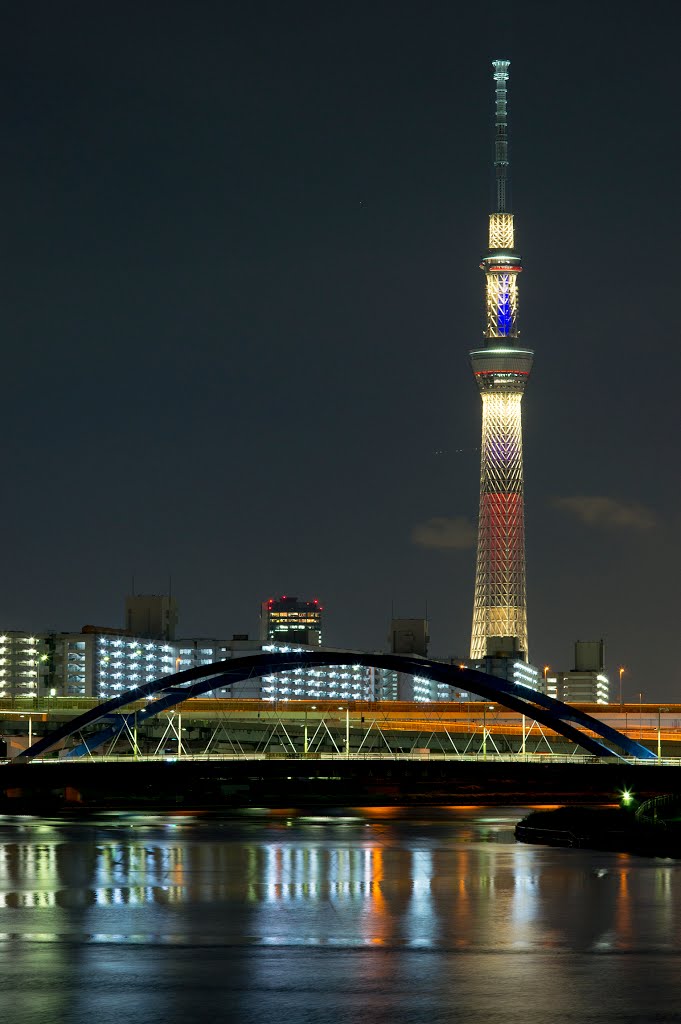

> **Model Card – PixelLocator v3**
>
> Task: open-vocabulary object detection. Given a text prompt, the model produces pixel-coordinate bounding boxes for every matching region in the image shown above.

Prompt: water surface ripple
[1,806,679,1023]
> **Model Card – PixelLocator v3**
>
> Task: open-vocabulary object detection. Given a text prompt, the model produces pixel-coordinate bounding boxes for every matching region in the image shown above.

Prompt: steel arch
[9,650,656,763]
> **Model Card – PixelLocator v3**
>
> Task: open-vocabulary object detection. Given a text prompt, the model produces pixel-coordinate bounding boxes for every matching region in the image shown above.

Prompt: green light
[620,789,633,806]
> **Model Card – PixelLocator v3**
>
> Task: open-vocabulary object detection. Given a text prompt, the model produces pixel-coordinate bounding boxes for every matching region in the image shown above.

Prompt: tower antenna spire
[492,59,510,213]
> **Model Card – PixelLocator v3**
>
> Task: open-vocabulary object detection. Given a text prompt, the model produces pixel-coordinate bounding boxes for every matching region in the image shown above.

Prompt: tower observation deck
[469,60,533,661]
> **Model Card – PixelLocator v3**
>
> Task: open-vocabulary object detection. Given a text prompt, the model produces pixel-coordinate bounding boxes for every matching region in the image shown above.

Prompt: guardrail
[635,793,681,826]
[4,751,681,766]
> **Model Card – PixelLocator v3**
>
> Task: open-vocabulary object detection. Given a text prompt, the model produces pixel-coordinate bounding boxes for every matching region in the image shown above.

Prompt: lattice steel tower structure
[469,60,534,661]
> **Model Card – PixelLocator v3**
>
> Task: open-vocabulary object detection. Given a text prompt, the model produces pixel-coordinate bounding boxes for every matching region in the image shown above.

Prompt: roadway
[2,698,681,758]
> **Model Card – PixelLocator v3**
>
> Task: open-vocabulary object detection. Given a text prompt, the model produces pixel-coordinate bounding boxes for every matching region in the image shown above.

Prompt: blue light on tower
[497,273,512,335]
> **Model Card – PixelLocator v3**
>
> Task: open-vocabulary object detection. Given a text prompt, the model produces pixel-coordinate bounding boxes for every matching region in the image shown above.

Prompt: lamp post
[619,666,625,706]
[35,651,50,703]
[657,707,669,760]
[304,705,316,755]
[639,692,643,740]
[543,665,549,688]
[482,705,494,761]
[338,707,349,756]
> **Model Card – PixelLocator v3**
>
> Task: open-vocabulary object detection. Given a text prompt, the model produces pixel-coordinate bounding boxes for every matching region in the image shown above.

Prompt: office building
[125,594,178,640]
[260,595,323,646]
[469,636,543,693]
[545,641,610,704]
[389,618,429,657]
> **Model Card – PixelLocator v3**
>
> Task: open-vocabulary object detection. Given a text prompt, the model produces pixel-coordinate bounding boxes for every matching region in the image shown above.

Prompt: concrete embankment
[1,758,680,813]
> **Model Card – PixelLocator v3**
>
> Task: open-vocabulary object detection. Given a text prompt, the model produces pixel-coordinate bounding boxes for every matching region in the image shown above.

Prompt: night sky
[2,2,680,699]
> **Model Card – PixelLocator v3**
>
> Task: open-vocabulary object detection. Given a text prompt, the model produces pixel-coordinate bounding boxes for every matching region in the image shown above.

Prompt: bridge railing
[4,751,679,766]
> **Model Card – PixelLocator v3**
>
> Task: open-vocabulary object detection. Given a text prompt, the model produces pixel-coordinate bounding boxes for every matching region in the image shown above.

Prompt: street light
[619,667,625,706]
[338,706,349,756]
[303,705,317,755]
[657,707,669,760]
[482,705,495,761]
[35,652,49,701]
[7,709,40,747]
[133,707,139,761]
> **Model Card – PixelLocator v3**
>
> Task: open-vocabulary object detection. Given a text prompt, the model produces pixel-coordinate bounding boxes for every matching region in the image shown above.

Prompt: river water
[1,806,680,1023]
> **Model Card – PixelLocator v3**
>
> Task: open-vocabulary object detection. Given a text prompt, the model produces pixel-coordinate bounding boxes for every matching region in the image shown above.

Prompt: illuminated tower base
[469,365,532,660]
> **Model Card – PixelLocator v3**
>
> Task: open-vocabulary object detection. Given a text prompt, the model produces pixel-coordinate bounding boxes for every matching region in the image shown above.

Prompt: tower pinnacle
[469,60,534,662]
[492,59,510,213]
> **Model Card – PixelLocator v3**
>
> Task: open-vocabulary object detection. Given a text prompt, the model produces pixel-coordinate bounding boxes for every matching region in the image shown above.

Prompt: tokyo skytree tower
[469,60,534,661]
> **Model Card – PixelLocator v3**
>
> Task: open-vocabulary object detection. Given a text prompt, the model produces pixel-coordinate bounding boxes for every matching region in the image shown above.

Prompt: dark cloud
[552,496,658,530]
[412,516,476,550]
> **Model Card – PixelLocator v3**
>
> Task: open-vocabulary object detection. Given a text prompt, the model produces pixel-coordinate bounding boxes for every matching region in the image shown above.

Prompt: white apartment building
[0,632,45,698]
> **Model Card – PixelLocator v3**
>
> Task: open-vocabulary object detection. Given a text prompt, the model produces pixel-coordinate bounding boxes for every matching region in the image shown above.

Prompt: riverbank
[515,805,681,857]
[2,758,681,813]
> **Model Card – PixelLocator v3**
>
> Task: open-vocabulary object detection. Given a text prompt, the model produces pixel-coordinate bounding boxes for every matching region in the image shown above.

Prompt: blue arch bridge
[10,649,656,764]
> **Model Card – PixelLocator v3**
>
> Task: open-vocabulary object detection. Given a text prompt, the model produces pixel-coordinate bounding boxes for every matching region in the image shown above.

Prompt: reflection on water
[1,807,680,1023]
[0,808,680,948]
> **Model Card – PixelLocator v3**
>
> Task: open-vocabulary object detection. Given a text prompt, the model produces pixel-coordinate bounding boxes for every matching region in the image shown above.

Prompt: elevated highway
[3,698,681,753]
